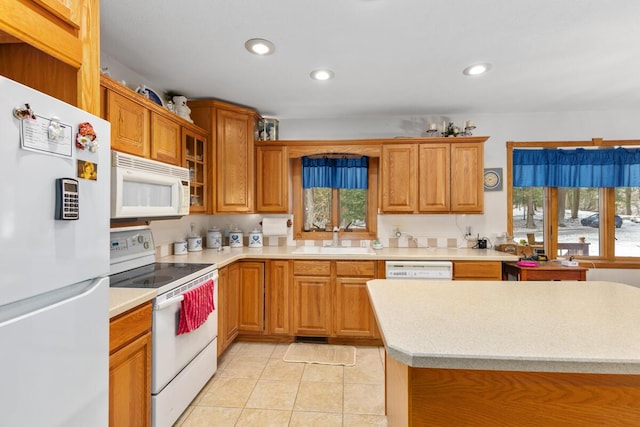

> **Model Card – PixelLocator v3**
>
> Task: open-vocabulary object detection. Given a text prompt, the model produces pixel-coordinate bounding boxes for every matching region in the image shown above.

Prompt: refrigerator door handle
[155,295,184,311]
[0,278,106,325]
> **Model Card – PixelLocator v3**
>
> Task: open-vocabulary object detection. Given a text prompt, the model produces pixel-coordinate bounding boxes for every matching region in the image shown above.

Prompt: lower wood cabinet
[109,302,152,427]
[334,261,378,338]
[267,260,291,335]
[452,261,502,280]
[292,260,333,335]
[217,264,239,356]
[238,261,265,333]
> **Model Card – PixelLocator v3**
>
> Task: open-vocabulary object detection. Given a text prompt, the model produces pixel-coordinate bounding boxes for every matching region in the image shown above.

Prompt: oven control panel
[110,226,155,265]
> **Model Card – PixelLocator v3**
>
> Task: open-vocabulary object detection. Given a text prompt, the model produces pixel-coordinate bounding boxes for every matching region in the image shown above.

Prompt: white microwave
[111,151,190,219]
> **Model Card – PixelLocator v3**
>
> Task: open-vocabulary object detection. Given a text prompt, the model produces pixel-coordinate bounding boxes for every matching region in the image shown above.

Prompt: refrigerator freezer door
[0,277,109,427]
[0,76,111,305]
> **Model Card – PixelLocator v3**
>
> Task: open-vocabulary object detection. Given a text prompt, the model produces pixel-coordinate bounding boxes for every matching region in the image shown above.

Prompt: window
[292,156,378,240]
[508,140,640,262]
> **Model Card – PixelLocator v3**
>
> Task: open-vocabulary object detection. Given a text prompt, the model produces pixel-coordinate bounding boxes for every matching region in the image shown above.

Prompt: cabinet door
[334,277,376,337]
[267,260,291,335]
[182,128,208,213]
[238,262,265,332]
[450,142,484,213]
[106,90,150,158]
[453,261,501,280]
[109,332,152,427]
[256,146,289,213]
[221,264,240,352]
[216,108,255,212]
[419,143,451,212]
[151,113,181,165]
[381,144,418,212]
[292,276,332,336]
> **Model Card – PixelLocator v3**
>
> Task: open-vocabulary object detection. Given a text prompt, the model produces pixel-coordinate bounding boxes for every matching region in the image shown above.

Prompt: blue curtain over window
[513,148,640,188]
[302,156,368,189]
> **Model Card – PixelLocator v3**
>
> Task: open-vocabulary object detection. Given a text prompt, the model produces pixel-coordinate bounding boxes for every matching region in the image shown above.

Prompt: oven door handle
[155,295,184,311]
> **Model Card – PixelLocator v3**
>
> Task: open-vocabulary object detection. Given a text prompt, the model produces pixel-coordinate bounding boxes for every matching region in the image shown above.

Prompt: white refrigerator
[0,76,111,426]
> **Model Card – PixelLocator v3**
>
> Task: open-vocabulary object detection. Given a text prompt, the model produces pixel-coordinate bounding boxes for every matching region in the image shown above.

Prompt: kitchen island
[367,280,640,426]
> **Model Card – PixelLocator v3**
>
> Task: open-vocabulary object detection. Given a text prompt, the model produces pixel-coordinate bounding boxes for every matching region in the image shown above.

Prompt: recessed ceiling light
[245,38,275,55]
[310,69,335,81]
[463,63,492,76]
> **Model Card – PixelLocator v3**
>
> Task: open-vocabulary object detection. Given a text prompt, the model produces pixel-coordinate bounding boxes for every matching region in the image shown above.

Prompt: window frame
[292,157,378,241]
[507,138,640,266]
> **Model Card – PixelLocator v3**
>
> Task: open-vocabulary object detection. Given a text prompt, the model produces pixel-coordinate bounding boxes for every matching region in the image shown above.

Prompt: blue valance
[302,156,368,189]
[513,148,640,188]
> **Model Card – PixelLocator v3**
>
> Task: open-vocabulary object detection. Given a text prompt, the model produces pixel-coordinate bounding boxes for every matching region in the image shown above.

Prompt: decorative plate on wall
[484,168,503,191]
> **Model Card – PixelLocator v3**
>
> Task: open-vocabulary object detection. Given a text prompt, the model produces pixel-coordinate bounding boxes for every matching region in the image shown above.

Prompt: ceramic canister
[207,228,222,249]
[174,241,188,255]
[187,236,203,251]
[229,228,243,247]
[248,228,263,248]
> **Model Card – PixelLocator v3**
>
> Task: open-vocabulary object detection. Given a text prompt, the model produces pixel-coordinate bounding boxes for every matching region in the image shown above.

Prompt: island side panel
[408,366,640,426]
[385,354,409,427]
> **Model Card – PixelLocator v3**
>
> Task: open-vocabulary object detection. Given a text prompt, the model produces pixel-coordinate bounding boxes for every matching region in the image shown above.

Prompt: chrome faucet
[332,226,340,247]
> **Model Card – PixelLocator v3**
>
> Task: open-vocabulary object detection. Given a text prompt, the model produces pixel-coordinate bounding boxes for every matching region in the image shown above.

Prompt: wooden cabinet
[453,261,502,280]
[292,261,333,336]
[267,260,291,335]
[256,146,289,213]
[183,128,208,213]
[238,261,265,333]
[334,261,378,338]
[101,75,205,167]
[381,144,418,212]
[106,89,150,158]
[150,112,181,165]
[450,142,484,213]
[418,143,450,212]
[381,137,486,214]
[189,100,260,213]
[217,264,239,356]
[0,0,100,113]
[109,302,152,427]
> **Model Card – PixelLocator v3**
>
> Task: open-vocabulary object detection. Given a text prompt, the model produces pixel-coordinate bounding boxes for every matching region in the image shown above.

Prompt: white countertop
[159,246,518,267]
[109,288,156,319]
[367,279,640,374]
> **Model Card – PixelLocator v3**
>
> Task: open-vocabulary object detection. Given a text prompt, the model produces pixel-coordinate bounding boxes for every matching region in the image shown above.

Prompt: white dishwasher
[385,261,453,279]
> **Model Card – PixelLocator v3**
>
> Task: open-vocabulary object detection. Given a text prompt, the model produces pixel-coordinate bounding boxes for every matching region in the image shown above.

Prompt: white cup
[174,241,187,255]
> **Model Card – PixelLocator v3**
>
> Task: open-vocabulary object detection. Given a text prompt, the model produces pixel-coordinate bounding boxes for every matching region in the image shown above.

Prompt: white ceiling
[100,0,640,120]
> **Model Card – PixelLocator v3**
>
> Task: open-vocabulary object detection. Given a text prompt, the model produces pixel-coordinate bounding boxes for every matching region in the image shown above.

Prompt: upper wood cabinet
[256,146,289,213]
[106,89,151,158]
[189,100,260,213]
[0,0,100,113]
[101,75,207,169]
[381,144,418,212]
[381,137,486,214]
[183,128,208,213]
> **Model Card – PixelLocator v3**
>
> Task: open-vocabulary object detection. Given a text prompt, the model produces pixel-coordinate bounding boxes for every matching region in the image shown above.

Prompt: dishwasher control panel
[385,261,453,280]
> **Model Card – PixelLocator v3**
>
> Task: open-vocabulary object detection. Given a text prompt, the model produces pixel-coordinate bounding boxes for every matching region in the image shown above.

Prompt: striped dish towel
[177,279,215,335]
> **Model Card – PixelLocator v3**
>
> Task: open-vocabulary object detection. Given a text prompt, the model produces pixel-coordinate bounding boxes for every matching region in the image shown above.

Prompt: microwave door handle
[155,295,184,311]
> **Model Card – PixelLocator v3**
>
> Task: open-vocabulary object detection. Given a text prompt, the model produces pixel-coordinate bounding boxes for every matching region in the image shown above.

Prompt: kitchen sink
[292,246,375,255]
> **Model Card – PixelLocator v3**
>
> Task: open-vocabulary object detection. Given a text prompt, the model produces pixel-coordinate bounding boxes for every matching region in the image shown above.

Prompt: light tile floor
[174,342,388,427]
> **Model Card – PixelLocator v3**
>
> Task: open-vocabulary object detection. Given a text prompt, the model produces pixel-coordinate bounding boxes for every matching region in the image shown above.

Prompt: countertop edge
[109,288,157,319]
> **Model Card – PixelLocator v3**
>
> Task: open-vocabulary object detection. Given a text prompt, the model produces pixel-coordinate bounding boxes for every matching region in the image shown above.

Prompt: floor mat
[283,343,357,366]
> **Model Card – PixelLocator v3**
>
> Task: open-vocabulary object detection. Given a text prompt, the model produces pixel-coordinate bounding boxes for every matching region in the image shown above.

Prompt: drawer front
[109,302,152,353]
[293,260,331,276]
[453,261,502,280]
[336,261,376,277]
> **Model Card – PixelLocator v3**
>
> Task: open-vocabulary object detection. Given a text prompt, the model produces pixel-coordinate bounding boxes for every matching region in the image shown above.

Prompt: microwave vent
[112,151,189,180]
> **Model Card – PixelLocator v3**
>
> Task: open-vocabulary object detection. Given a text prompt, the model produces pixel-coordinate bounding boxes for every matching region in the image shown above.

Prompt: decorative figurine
[173,96,193,123]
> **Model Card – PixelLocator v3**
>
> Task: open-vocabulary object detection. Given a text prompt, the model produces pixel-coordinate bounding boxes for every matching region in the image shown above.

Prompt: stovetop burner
[110,262,214,290]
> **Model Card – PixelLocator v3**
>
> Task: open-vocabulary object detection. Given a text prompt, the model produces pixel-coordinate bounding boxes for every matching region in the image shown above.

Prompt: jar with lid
[248,228,263,248]
[207,228,222,249]
[229,227,243,247]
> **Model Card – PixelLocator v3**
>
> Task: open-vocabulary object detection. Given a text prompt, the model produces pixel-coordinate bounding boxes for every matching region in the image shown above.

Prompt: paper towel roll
[262,218,289,236]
